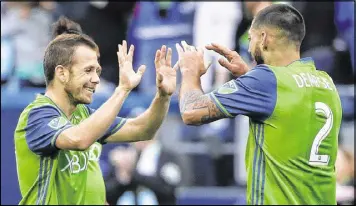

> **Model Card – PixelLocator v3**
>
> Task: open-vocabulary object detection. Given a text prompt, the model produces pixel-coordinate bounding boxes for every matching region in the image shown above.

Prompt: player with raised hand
[14,16,176,205]
[176,4,342,205]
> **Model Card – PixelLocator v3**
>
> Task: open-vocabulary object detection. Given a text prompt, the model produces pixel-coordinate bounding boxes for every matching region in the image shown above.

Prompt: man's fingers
[181,40,190,52]
[154,50,161,69]
[205,43,231,57]
[197,47,204,56]
[122,40,127,54]
[166,47,172,67]
[173,61,179,71]
[118,44,123,57]
[205,44,214,50]
[175,43,184,58]
[218,58,235,71]
[117,44,124,66]
[160,45,167,61]
[127,44,134,62]
[136,65,146,76]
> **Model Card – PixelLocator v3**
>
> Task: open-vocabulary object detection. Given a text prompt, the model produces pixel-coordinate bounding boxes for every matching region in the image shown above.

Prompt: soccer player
[176,4,342,205]
[14,16,176,205]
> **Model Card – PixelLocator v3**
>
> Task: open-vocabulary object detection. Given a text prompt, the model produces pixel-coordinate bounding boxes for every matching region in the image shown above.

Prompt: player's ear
[55,65,70,84]
[261,30,268,51]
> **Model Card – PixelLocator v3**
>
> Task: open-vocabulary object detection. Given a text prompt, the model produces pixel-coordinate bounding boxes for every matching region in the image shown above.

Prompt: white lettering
[309,74,320,87]
[300,73,311,87]
[80,153,88,172]
[60,144,101,174]
[293,74,304,87]
[292,72,334,91]
[89,144,101,162]
[61,154,73,172]
[321,77,333,91]
[71,155,81,174]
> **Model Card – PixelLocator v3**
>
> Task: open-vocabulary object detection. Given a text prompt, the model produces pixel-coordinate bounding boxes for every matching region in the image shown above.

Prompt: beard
[64,80,91,106]
[252,45,265,65]
[64,85,82,106]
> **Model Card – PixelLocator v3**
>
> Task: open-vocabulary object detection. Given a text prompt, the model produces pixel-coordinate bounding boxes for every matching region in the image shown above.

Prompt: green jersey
[14,94,126,205]
[210,57,342,204]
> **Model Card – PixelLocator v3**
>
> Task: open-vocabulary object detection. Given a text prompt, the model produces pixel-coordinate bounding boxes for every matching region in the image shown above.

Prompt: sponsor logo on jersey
[217,80,238,94]
[60,143,101,174]
[48,116,68,130]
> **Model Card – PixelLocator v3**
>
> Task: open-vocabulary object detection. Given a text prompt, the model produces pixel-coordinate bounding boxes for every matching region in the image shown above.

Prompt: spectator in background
[105,107,191,205]
[1,2,55,87]
[105,135,189,205]
[105,145,158,205]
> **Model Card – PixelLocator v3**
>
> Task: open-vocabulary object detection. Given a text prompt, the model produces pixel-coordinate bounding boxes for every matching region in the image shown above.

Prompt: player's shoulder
[237,64,277,88]
[20,94,60,119]
[248,64,274,74]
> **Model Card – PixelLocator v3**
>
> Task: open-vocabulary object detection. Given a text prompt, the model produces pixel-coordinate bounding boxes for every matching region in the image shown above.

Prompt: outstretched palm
[155,45,177,96]
[117,40,146,91]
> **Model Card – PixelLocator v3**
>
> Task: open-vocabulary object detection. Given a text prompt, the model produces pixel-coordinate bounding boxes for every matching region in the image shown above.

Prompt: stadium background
[1,1,354,205]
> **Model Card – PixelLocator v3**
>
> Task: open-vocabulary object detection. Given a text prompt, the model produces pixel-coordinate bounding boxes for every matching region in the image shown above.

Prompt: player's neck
[45,87,77,119]
[264,49,300,67]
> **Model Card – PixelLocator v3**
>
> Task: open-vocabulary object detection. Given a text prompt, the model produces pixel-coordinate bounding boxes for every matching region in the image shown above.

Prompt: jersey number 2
[309,102,333,166]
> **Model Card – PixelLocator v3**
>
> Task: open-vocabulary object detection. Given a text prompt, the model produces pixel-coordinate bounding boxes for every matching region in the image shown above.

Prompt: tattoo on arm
[179,90,225,124]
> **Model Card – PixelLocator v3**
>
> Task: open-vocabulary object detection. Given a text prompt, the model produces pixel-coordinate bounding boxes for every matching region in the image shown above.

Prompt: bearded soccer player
[176,4,342,205]
[14,17,176,205]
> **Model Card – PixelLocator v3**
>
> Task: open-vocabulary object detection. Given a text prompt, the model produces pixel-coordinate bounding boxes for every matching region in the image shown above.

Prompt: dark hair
[252,4,305,47]
[43,16,99,86]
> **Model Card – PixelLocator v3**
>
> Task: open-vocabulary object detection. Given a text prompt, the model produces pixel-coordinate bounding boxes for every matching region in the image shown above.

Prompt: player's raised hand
[154,45,177,97]
[175,41,211,77]
[117,40,146,91]
[205,43,250,77]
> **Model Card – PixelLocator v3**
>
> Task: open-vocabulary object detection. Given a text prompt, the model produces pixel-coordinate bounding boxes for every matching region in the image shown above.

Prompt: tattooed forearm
[179,90,225,125]
[179,90,203,114]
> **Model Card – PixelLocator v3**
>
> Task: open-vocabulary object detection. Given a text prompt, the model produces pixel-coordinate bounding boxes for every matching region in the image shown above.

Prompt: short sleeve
[26,105,72,156]
[209,65,277,122]
[85,106,127,144]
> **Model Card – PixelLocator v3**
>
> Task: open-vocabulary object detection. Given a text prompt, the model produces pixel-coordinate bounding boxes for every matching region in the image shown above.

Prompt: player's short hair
[43,16,99,86]
[252,4,305,47]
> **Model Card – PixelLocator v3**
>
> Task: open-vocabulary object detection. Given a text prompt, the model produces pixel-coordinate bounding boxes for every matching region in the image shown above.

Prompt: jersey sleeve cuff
[99,118,127,144]
[50,124,72,150]
[209,92,234,118]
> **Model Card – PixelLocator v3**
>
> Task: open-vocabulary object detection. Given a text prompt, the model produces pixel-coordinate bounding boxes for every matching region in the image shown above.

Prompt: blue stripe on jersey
[256,124,265,205]
[36,157,44,205]
[252,123,266,205]
[255,125,263,204]
[39,157,49,205]
[41,158,54,205]
[261,148,266,205]
[252,123,261,204]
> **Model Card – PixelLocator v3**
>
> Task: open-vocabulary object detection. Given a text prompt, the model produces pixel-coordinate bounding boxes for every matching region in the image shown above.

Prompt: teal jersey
[14,94,126,205]
[210,58,342,204]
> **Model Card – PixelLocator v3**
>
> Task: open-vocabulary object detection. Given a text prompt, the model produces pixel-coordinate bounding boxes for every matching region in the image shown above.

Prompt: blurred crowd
[1,1,354,205]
